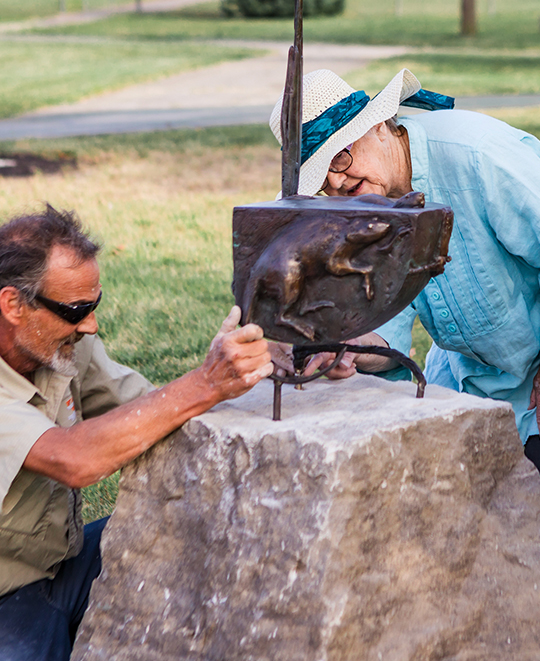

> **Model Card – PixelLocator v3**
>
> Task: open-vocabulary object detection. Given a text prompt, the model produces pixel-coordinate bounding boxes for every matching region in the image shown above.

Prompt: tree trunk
[135,0,143,11]
[461,0,476,35]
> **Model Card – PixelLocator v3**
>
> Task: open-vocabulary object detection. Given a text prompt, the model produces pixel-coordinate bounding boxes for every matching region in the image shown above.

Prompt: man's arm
[23,307,272,488]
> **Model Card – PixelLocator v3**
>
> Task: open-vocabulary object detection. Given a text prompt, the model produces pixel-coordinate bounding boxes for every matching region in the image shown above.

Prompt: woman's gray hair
[0,204,101,305]
[385,116,406,137]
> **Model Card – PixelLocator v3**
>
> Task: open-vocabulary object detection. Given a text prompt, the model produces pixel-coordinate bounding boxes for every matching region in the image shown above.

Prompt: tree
[461,0,476,36]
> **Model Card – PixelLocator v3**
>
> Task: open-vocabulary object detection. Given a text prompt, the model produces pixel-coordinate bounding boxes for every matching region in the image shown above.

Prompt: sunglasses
[34,290,102,325]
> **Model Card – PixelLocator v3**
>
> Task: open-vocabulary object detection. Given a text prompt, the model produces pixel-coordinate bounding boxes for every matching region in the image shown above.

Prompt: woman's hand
[268,341,294,378]
[302,333,398,380]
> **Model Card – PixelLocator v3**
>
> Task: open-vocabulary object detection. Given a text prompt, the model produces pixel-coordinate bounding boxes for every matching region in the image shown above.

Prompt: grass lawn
[0,39,258,118]
[347,50,540,97]
[0,0,75,21]
[0,0,163,21]
[33,0,540,50]
[1,106,538,520]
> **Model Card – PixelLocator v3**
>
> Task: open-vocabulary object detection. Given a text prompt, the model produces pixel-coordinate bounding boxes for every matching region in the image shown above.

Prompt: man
[0,205,273,660]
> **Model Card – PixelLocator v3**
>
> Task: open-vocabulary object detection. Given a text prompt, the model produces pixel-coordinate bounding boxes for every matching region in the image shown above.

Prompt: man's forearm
[24,310,273,488]
[24,367,223,488]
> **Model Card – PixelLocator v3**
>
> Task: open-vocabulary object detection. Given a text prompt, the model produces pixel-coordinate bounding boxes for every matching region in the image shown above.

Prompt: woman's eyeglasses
[320,145,354,192]
[34,290,102,325]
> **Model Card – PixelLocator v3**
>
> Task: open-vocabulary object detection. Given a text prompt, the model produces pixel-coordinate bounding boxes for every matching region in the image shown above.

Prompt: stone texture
[72,375,532,661]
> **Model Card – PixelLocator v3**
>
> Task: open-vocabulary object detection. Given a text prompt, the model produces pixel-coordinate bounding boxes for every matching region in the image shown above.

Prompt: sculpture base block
[73,375,537,660]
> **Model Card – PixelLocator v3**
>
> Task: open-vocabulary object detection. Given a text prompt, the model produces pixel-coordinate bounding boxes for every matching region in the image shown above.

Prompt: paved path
[0,41,413,140]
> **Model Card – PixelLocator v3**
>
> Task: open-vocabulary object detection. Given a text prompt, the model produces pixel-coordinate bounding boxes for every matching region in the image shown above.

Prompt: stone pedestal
[72,375,531,661]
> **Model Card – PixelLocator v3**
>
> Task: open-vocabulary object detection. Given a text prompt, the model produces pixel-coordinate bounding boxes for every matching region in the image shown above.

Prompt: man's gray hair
[0,204,101,304]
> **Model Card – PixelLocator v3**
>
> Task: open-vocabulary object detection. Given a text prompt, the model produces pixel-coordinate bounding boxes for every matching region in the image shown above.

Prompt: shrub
[221,0,345,19]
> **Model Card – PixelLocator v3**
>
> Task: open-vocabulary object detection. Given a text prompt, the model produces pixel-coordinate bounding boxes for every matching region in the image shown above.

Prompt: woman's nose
[325,170,348,193]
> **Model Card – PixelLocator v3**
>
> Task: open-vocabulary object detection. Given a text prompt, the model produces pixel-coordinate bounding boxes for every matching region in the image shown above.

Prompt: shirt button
[432,292,441,300]
[448,324,457,333]
[440,310,449,318]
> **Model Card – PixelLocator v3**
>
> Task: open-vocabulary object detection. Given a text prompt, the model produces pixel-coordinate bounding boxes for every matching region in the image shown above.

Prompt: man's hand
[200,306,273,400]
[302,333,398,380]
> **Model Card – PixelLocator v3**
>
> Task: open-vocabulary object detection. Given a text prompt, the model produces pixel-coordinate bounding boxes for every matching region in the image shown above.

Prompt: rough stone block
[72,375,528,660]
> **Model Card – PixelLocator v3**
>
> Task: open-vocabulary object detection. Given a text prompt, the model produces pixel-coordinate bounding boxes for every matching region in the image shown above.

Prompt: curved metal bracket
[269,344,426,420]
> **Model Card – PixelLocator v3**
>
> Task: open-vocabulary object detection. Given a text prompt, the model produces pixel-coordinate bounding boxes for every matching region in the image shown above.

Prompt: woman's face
[323,122,411,198]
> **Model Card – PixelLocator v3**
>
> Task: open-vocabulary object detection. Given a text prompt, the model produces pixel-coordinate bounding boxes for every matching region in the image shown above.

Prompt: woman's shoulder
[402,109,519,148]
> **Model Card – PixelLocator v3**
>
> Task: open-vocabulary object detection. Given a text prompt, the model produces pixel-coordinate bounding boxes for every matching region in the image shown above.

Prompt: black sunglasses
[34,290,102,325]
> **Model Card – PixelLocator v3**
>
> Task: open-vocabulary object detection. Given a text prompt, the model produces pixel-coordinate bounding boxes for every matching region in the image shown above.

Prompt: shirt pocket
[0,471,57,538]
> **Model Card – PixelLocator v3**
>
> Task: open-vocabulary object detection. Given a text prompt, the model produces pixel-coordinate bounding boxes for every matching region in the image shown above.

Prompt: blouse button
[448,324,457,333]
[440,310,449,318]
[432,292,441,300]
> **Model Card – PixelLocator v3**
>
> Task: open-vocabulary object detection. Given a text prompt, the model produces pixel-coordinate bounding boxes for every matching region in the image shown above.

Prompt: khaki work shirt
[0,334,153,597]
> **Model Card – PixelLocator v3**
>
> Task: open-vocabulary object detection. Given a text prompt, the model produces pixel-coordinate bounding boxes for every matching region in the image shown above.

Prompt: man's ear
[0,287,28,325]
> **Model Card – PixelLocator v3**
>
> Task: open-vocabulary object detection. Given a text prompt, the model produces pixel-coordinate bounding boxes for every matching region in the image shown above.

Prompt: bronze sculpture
[231,0,453,419]
[234,191,452,345]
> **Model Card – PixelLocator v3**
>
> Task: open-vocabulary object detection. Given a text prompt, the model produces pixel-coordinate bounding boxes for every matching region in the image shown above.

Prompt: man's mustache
[59,332,85,348]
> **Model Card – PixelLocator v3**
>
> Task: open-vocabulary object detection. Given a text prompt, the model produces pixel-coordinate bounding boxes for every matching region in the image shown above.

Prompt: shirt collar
[0,354,47,404]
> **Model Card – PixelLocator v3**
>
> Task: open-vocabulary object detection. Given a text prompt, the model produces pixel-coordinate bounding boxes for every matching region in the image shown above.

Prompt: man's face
[15,245,100,375]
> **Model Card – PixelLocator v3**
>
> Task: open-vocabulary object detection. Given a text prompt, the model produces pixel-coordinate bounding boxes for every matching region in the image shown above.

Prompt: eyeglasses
[34,290,102,325]
[320,146,354,193]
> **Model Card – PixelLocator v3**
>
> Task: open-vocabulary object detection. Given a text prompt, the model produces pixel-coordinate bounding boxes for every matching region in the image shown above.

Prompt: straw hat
[269,68,422,196]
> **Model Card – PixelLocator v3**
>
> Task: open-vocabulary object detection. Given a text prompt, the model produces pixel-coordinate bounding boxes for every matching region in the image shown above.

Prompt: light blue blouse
[376,109,540,443]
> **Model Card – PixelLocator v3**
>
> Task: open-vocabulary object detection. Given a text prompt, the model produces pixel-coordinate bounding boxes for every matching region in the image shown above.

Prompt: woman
[270,68,540,468]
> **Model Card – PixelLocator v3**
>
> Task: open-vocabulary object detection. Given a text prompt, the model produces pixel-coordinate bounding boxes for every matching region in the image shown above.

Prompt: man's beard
[48,344,78,376]
[16,331,84,376]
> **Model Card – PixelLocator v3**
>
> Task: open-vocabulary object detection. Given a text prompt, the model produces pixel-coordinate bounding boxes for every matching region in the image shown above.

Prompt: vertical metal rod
[273,380,282,421]
[280,0,303,197]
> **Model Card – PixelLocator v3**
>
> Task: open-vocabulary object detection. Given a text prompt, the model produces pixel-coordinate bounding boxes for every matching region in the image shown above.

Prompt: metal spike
[281,0,303,198]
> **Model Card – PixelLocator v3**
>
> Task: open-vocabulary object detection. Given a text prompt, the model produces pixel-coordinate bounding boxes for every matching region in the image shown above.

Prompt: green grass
[33,0,540,50]
[0,39,257,118]
[3,0,537,124]
[347,50,540,97]
[0,0,76,21]
[0,0,155,22]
